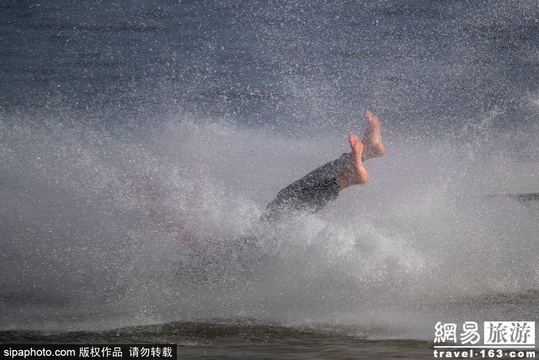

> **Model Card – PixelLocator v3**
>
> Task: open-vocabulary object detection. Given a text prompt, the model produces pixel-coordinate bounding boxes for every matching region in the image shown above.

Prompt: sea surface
[1,1,539,359]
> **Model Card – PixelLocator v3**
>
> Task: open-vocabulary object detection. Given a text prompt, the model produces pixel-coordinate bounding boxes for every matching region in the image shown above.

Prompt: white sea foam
[1,108,537,338]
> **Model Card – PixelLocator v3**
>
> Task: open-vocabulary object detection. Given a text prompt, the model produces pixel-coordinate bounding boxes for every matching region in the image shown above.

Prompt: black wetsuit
[260,153,351,221]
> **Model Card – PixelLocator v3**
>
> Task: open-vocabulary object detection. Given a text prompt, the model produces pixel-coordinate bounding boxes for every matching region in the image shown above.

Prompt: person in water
[130,110,385,231]
[260,110,386,222]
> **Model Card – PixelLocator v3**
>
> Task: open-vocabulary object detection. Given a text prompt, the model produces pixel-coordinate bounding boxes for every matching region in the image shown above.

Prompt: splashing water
[1,106,537,339]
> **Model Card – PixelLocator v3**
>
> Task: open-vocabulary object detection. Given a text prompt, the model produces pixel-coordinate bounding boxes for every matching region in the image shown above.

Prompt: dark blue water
[1,1,538,358]
[2,0,539,133]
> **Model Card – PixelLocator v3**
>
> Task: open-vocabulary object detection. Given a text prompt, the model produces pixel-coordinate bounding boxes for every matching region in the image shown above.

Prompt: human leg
[362,110,386,160]
[260,149,358,222]
[260,110,384,222]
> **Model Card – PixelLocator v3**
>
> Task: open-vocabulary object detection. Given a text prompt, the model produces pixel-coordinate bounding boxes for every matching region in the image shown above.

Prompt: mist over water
[1,108,538,338]
[1,0,538,342]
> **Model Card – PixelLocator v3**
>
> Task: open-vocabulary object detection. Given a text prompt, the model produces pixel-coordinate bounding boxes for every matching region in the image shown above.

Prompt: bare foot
[335,133,369,189]
[362,110,386,160]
